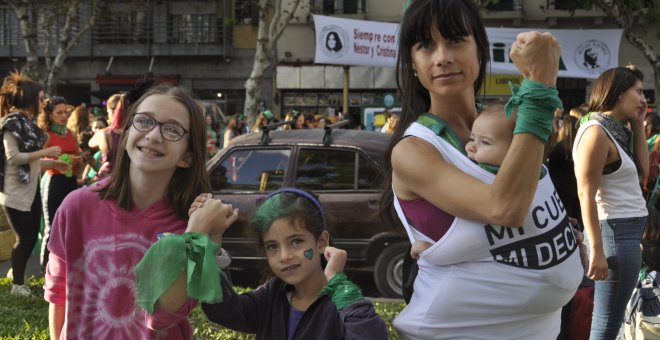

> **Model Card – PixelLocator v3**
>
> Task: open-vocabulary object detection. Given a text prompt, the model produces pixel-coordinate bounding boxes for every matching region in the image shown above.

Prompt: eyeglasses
[131,112,188,142]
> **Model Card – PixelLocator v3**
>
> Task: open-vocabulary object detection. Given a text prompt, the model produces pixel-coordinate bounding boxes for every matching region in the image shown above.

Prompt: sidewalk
[0,253,42,279]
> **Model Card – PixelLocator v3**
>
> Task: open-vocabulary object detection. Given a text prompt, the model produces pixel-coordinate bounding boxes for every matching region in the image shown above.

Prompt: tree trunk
[10,1,40,81]
[243,0,273,125]
[243,0,303,125]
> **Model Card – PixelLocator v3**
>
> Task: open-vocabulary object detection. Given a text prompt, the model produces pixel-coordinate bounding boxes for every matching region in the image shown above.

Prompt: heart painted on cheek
[304,248,313,260]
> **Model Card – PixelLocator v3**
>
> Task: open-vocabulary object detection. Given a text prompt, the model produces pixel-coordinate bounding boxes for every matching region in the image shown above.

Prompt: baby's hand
[323,246,347,281]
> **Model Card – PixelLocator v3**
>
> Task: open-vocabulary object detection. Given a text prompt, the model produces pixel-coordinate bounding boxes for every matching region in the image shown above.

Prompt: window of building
[170,13,218,43]
[93,9,152,44]
[235,0,258,24]
[311,0,364,14]
[0,8,12,46]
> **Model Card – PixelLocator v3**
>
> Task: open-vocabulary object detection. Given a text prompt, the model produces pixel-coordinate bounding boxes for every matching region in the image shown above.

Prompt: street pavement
[0,252,42,280]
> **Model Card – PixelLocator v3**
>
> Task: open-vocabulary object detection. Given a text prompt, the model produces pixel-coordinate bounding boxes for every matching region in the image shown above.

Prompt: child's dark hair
[250,190,327,246]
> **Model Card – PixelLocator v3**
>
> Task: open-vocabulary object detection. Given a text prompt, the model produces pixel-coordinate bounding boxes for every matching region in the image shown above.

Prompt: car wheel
[373,241,407,298]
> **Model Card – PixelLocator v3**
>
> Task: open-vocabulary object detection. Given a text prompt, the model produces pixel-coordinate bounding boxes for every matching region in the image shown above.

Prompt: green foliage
[0,277,405,339]
[0,277,49,340]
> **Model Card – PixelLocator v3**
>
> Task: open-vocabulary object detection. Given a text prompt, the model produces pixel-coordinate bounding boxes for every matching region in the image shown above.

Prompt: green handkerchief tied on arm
[135,232,222,314]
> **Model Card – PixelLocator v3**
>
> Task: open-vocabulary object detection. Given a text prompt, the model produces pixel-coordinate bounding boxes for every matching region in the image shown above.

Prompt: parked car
[206,124,407,297]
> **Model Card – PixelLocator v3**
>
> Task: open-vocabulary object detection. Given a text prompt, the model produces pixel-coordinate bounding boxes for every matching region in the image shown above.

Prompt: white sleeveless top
[393,123,583,340]
[572,120,647,219]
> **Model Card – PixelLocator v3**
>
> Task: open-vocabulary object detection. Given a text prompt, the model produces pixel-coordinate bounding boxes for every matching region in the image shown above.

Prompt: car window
[210,148,291,192]
[357,153,382,190]
[296,148,380,191]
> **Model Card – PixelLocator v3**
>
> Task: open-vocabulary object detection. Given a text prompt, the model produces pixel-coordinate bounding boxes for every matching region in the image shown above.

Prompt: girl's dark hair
[380,0,490,224]
[95,84,211,219]
[250,192,327,248]
[38,96,68,131]
[588,66,643,113]
[0,70,42,119]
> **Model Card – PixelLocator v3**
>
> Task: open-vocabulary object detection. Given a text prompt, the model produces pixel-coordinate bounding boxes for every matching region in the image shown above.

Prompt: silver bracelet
[216,248,232,269]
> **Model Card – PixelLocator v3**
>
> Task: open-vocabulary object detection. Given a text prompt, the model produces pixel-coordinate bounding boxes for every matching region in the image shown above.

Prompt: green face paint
[304,248,313,260]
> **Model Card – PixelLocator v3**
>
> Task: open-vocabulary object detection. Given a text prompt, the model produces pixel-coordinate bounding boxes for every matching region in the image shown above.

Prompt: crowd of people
[0,0,658,339]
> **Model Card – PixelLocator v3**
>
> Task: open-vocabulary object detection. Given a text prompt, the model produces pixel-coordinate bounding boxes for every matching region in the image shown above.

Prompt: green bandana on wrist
[505,79,562,144]
[320,272,363,311]
[135,232,222,314]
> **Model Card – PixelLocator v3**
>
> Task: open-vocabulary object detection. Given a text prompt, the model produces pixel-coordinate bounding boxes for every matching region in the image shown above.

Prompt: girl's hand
[187,194,239,244]
[587,248,609,281]
[509,31,561,87]
[188,194,209,216]
[43,146,62,158]
[323,246,347,281]
[51,160,71,173]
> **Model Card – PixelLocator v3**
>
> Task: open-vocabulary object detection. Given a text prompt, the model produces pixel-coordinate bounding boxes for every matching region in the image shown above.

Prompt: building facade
[0,0,657,120]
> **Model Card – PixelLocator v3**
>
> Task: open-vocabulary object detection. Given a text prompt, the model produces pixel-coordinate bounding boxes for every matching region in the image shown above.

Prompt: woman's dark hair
[95,84,211,219]
[325,31,343,52]
[37,96,68,131]
[588,66,643,113]
[380,0,490,223]
[0,70,42,119]
[556,115,579,158]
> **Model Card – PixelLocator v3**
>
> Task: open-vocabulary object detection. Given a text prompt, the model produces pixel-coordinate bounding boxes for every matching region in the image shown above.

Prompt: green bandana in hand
[320,272,364,311]
[505,79,562,144]
[135,232,222,314]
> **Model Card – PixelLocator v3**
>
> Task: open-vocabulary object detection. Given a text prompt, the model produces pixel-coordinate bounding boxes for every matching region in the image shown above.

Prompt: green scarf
[50,122,68,136]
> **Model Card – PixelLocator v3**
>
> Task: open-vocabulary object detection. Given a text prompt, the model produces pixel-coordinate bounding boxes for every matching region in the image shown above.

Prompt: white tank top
[393,123,583,339]
[572,120,647,219]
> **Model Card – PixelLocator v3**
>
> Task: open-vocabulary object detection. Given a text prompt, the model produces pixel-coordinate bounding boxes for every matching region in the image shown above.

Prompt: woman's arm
[632,115,649,181]
[3,133,61,165]
[393,32,560,227]
[88,129,108,152]
[393,133,545,227]
[574,125,610,281]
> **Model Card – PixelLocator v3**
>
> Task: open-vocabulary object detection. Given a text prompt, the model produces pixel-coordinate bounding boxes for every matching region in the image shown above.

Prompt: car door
[293,147,385,263]
[208,146,293,260]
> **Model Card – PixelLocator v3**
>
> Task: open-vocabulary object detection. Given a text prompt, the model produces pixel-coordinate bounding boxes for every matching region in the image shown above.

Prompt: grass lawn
[0,276,404,339]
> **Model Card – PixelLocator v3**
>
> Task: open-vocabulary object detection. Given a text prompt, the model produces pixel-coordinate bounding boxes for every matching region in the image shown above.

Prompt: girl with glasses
[44,84,214,339]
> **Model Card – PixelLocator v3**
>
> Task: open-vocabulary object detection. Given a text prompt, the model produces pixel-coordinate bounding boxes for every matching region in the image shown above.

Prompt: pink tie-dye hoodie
[44,183,197,339]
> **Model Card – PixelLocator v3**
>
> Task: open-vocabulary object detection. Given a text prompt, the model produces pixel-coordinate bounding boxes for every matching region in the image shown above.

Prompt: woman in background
[0,71,67,295]
[37,96,82,271]
[573,66,648,339]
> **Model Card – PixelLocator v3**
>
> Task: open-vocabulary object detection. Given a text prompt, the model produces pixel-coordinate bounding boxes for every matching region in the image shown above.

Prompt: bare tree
[8,0,100,95]
[243,0,305,123]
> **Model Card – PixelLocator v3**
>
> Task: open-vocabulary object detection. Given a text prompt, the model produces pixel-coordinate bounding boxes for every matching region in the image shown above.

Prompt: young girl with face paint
[147,189,387,340]
[43,84,221,340]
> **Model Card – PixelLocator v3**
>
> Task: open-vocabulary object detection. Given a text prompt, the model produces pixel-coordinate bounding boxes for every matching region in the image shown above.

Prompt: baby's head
[465,102,514,166]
